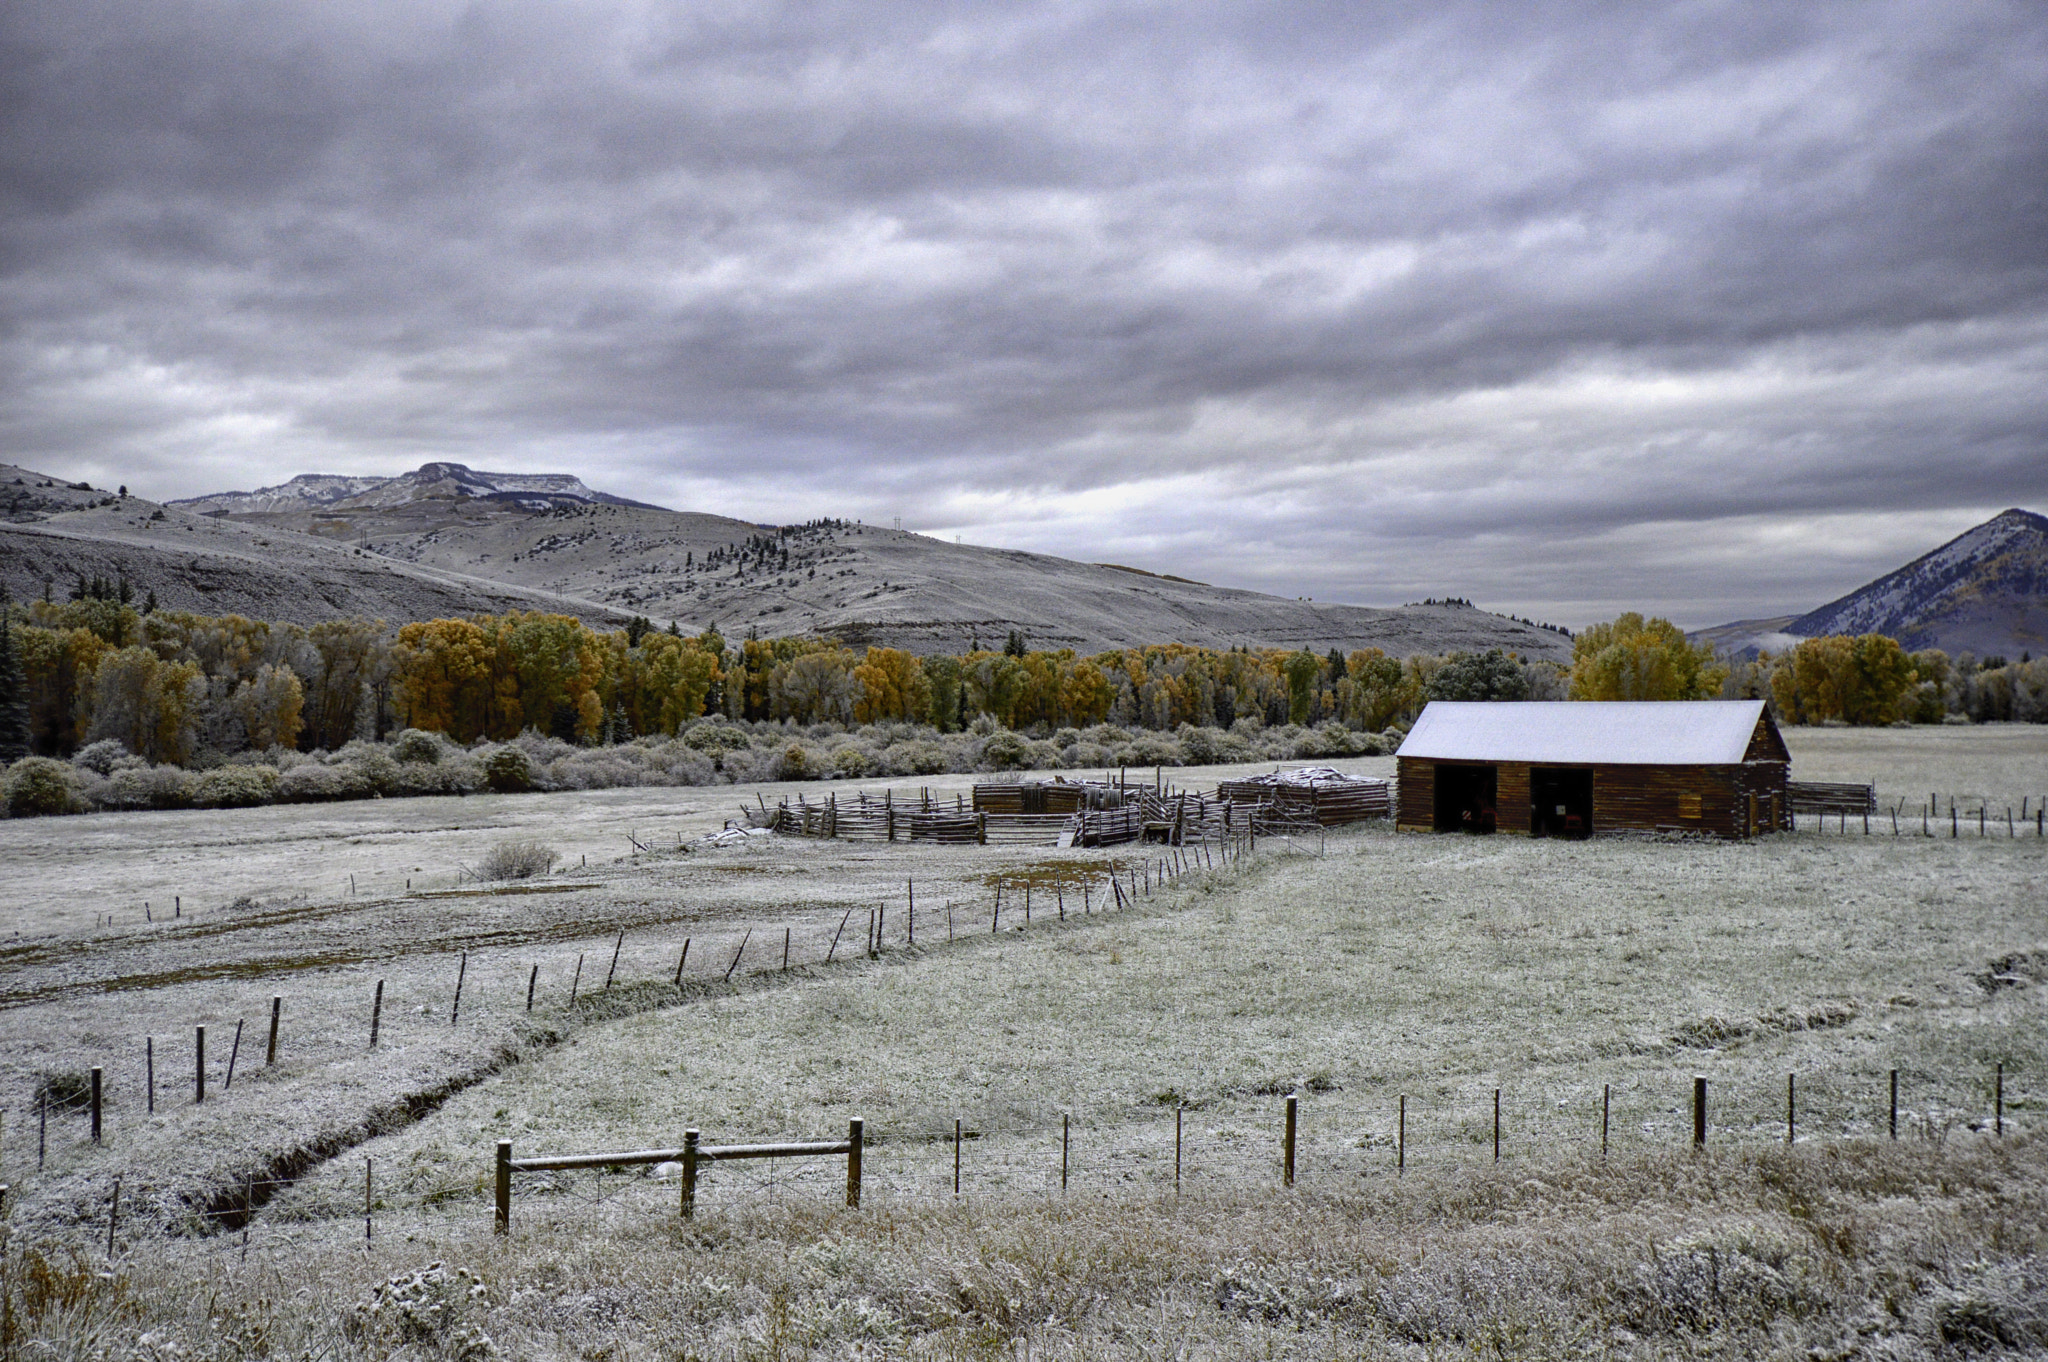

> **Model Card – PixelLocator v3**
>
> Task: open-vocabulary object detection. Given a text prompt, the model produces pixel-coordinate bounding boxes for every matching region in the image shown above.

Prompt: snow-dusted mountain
[1701,509,2047,659]
[171,463,665,515]
[171,473,387,514]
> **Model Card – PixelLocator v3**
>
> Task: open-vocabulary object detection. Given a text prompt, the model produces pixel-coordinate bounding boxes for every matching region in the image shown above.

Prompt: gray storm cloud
[2,0,2043,626]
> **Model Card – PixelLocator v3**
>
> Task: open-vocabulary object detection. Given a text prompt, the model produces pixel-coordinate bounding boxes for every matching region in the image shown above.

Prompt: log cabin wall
[1498,762,1531,830]
[1394,757,1435,831]
[1398,757,1790,838]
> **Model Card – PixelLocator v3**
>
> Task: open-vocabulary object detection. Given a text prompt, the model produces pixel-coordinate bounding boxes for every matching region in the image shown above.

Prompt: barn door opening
[1531,767,1592,839]
[1433,763,1498,834]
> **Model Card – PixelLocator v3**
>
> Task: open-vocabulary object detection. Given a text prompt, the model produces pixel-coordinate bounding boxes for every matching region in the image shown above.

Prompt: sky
[3,0,2045,630]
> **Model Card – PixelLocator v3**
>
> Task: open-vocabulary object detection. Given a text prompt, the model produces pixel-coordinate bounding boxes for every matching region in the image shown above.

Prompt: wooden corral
[768,781,1258,848]
[1394,701,1791,840]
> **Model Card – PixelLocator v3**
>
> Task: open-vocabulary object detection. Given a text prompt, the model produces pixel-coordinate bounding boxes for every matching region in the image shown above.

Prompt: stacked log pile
[1217,768,1392,827]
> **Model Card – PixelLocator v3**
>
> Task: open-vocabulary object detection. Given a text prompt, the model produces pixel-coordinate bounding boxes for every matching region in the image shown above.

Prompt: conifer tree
[0,590,30,761]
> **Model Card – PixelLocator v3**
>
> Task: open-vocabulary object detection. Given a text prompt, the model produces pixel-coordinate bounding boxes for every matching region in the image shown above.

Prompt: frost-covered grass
[331,823,2047,1220]
[1,726,2043,1358]
[14,1136,2047,1360]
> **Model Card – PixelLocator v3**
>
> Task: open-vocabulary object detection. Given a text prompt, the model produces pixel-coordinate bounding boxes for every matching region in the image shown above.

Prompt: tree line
[0,595,2039,768]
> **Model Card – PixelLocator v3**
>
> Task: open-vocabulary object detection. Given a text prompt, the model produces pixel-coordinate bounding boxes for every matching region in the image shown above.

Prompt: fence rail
[496,1119,864,1229]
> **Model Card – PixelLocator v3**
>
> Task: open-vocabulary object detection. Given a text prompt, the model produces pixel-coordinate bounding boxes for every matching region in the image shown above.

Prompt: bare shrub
[476,840,558,881]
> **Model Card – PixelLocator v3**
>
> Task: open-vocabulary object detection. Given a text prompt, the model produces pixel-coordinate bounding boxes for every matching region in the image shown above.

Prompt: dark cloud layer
[4,0,2044,626]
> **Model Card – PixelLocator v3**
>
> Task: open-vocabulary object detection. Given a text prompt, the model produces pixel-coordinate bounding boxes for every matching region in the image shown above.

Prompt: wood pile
[1216,770,1392,826]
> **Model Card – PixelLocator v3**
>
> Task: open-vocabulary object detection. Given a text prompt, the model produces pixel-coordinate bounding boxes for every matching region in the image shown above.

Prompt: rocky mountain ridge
[1698,508,2047,659]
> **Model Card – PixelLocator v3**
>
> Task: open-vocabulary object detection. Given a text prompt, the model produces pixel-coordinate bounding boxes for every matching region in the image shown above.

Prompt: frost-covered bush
[392,728,446,764]
[4,757,84,816]
[883,740,952,776]
[482,745,533,793]
[830,745,872,778]
[477,840,557,881]
[95,765,194,810]
[71,739,143,776]
[979,730,1031,769]
[1119,731,1185,767]
[191,764,281,808]
[385,754,483,797]
[278,762,374,803]
[682,723,753,764]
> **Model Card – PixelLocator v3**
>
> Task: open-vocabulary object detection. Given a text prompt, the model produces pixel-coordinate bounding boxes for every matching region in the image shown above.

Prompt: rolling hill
[2,461,1572,660]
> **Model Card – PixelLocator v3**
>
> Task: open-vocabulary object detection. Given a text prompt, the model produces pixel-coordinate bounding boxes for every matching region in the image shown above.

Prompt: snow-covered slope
[1787,509,2048,657]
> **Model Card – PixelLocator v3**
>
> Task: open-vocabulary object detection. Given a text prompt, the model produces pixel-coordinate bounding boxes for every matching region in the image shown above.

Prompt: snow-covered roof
[1396,701,1773,766]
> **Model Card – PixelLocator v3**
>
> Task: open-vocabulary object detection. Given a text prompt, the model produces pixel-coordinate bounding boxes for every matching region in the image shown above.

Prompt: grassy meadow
[1,727,2044,1358]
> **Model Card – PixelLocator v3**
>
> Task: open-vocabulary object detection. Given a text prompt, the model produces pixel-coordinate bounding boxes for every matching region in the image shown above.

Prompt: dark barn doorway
[1531,767,1593,838]
[1433,763,1498,833]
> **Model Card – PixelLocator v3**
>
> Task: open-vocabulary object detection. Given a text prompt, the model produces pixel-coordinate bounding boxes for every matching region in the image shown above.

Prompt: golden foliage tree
[853,647,930,723]
[83,646,203,764]
[393,618,496,741]
[1569,613,1727,701]
[1768,634,1917,725]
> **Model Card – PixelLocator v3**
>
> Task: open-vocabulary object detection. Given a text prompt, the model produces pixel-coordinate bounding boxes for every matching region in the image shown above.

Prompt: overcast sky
[3,0,2044,628]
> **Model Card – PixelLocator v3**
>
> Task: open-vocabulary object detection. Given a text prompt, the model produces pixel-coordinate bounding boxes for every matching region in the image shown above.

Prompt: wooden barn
[1394,700,1791,840]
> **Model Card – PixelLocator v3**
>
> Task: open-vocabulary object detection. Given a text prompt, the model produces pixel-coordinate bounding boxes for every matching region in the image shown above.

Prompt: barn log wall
[1398,757,1789,838]
[1498,763,1531,829]
[1394,757,1435,831]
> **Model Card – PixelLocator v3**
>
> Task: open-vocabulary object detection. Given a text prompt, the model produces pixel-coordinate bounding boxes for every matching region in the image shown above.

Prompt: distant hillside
[211,465,1573,659]
[1,461,1573,659]
[1699,509,2048,659]
[0,464,630,627]
[171,462,663,515]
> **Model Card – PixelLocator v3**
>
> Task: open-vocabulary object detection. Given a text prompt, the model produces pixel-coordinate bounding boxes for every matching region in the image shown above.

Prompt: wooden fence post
[1996,1063,2004,1137]
[1693,1076,1707,1147]
[371,980,384,1047]
[90,1067,102,1144]
[146,1038,154,1114]
[847,1118,863,1208]
[604,932,624,989]
[954,1117,962,1195]
[452,952,468,1022]
[195,1025,206,1104]
[528,965,540,1009]
[1397,1095,1405,1172]
[1890,1069,1898,1140]
[681,1129,699,1218]
[495,1140,511,1234]
[1602,1084,1609,1161]
[1283,1093,1298,1186]
[225,1019,243,1088]
[1493,1088,1500,1162]
[266,996,281,1066]
[1786,1073,1795,1146]
[1064,1114,1072,1192]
